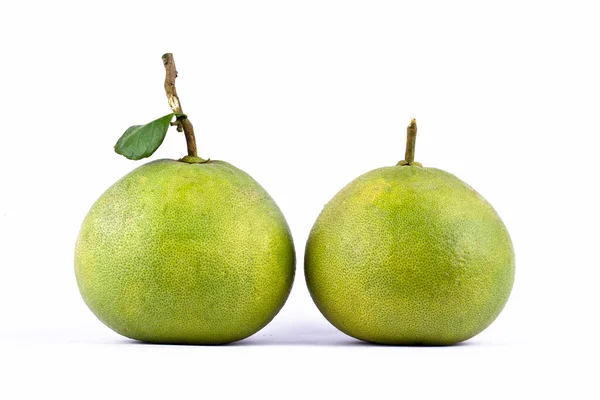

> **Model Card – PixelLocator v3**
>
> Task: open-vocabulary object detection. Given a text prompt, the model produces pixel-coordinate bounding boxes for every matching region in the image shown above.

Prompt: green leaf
[114,113,175,160]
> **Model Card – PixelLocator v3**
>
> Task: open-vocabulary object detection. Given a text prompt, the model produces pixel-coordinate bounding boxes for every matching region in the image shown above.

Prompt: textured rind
[75,159,295,344]
[305,166,514,345]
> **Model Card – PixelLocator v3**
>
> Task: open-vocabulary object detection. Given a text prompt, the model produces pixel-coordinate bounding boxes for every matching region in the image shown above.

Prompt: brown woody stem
[162,53,198,158]
[404,119,417,164]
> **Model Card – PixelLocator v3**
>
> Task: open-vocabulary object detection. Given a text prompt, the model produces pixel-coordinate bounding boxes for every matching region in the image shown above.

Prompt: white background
[1,1,598,398]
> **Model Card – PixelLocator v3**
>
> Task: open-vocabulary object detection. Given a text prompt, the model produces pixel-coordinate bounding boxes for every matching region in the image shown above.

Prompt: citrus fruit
[76,159,295,344]
[75,54,294,344]
[305,120,514,345]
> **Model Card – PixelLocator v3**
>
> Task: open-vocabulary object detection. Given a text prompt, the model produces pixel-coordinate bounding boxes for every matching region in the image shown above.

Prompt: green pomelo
[75,159,295,344]
[305,165,514,345]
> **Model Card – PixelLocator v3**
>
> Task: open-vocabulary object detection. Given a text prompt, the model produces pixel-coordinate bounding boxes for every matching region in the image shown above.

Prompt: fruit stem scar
[162,53,198,158]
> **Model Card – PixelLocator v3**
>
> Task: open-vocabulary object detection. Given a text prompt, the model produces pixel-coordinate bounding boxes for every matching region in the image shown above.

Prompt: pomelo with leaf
[75,54,295,344]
